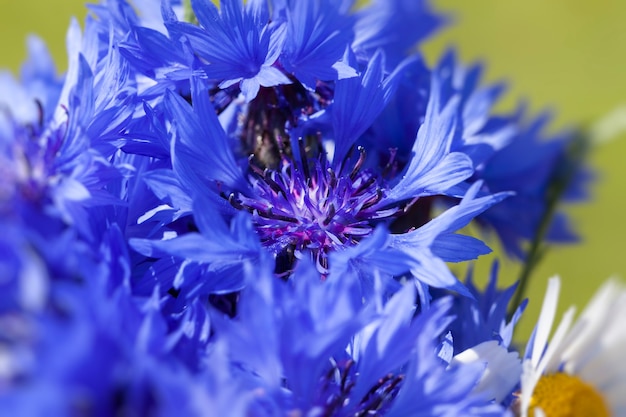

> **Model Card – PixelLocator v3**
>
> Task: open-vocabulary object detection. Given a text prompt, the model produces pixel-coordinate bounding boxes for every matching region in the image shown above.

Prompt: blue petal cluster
[0,0,588,415]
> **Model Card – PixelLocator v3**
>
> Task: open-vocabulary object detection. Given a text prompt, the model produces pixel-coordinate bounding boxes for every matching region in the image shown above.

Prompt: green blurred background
[2,0,626,339]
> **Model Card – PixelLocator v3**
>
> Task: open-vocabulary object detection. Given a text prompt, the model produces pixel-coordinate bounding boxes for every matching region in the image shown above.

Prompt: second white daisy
[518,276,626,417]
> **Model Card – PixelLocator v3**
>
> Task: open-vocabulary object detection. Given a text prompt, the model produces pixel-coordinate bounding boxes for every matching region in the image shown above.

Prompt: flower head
[132,63,506,302]
[168,0,291,102]
[278,0,357,89]
[0,1,600,416]
[200,259,508,416]
[518,277,626,417]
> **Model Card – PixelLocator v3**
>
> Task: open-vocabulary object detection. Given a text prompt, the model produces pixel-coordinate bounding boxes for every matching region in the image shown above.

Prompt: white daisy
[518,276,626,417]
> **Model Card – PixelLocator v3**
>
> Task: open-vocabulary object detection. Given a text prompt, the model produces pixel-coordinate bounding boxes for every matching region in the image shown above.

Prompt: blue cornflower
[0,1,598,416]
[277,0,357,89]
[198,259,509,416]
[130,60,504,301]
[0,17,138,242]
[114,1,509,275]
[121,0,448,103]
[0,61,99,238]
[167,0,291,102]
[0,225,210,416]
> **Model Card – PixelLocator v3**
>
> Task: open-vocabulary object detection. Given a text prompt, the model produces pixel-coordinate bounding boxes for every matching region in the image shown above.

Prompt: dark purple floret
[229,144,397,272]
[317,359,404,416]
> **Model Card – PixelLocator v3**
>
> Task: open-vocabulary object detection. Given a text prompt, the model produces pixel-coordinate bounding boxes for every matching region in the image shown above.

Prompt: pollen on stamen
[528,373,610,417]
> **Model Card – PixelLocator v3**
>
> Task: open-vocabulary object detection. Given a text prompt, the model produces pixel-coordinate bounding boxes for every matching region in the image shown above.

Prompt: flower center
[529,373,610,417]
[229,83,402,273]
[242,83,320,170]
[229,147,393,273]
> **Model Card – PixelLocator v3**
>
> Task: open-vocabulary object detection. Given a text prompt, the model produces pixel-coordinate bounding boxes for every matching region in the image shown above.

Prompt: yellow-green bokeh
[0,0,87,72]
[2,1,626,340]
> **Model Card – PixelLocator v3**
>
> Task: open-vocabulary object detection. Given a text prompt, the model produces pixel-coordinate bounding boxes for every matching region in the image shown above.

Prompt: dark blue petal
[130,228,257,264]
[348,284,421,402]
[331,51,397,165]
[353,0,445,67]
[279,0,357,89]
[431,234,491,262]
[171,0,291,101]
[381,73,474,205]
[166,76,247,194]
[329,226,416,299]
[141,168,193,213]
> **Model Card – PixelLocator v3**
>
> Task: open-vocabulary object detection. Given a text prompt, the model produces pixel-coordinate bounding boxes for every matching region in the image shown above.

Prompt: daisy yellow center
[529,373,610,417]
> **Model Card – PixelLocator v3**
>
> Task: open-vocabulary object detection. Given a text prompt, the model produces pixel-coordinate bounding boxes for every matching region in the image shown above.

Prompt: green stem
[508,131,589,319]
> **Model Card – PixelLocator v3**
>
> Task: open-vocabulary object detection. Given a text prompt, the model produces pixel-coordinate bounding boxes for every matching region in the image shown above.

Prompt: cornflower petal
[279,0,357,89]
[172,0,291,102]
[331,50,396,164]
[437,261,527,353]
[353,0,445,67]
[348,283,421,402]
[387,182,511,293]
[381,73,474,205]
[166,76,247,194]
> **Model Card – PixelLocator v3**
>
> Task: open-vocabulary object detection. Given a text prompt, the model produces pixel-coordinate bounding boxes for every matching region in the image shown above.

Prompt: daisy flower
[518,276,626,417]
